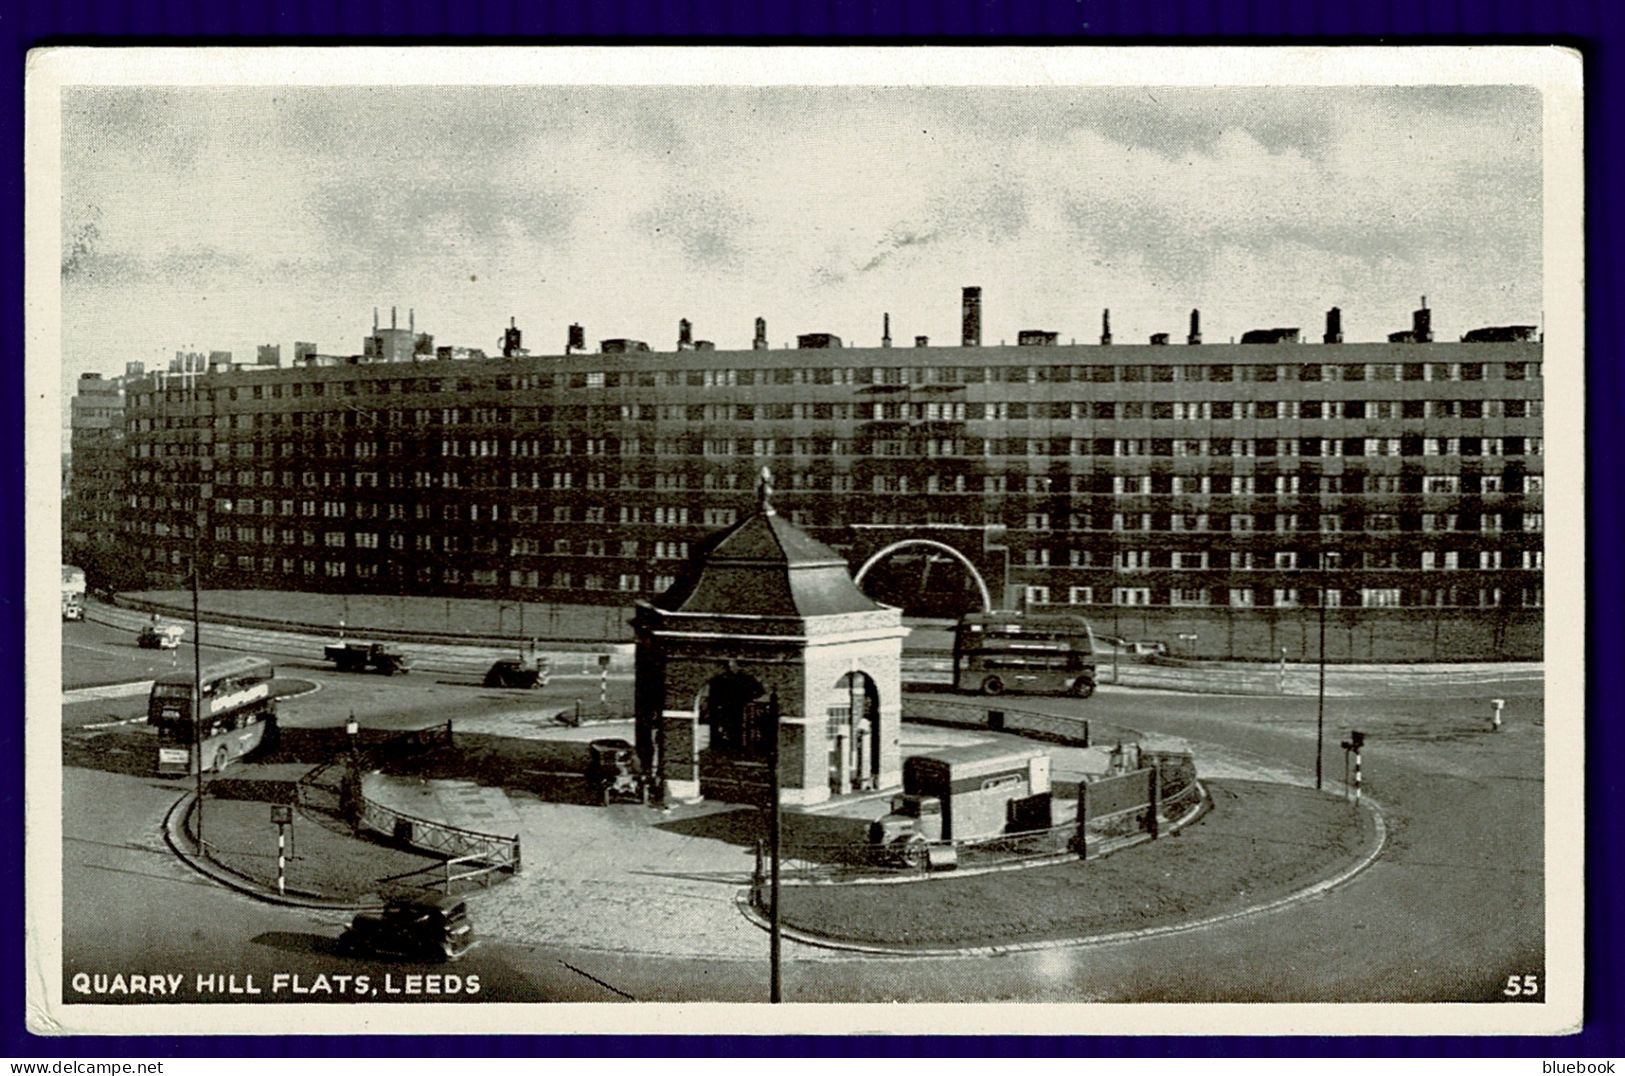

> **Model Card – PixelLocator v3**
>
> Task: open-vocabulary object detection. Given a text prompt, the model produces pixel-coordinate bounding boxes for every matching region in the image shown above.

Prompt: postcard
[26,45,1583,1036]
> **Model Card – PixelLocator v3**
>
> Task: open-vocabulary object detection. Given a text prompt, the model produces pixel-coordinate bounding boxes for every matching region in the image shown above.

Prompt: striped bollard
[271,804,292,896]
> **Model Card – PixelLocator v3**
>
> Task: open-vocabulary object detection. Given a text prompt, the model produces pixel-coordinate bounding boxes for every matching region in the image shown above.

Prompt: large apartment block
[106,298,1544,660]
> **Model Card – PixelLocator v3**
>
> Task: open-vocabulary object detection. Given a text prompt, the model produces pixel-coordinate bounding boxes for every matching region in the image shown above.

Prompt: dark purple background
[2,0,1617,1059]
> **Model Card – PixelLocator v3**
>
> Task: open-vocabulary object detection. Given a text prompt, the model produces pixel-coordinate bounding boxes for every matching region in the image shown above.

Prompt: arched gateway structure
[843,525,1009,614]
[632,471,909,806]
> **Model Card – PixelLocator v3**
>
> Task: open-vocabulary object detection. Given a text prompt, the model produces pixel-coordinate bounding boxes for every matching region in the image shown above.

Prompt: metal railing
[359,795,520,875]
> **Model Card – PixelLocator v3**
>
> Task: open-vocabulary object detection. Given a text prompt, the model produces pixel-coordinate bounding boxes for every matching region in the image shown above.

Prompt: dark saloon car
[339,892,476,962]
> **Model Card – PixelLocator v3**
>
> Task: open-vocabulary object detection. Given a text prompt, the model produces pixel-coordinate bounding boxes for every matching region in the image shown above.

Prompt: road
[56,617,1546,1004]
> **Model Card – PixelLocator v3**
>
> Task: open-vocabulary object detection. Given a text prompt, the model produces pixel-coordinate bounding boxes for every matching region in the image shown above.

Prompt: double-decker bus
[61,564,85,621]
[953,611,1098,699]
[148,656,278,776]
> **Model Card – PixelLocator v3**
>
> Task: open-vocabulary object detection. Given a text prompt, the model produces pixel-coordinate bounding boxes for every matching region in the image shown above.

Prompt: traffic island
[174,783,446,904]
[769,779,1383,953]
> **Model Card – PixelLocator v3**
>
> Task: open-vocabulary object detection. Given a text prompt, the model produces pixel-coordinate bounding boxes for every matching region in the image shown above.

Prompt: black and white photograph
[26,47,1583,1035]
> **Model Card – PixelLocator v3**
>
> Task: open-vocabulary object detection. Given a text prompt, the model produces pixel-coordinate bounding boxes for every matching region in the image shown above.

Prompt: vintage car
[338,892,476,962]
[586,738,645,805]
[136,624,185,650]
[482,656,550,689]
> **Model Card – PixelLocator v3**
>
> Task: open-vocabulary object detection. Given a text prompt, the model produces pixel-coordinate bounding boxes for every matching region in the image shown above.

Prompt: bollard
[1491,698,1505,732]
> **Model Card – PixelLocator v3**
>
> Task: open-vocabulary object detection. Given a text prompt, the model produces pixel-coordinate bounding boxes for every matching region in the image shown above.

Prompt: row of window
[134,395,1545,433]
[1090,549,1543,570]
[133,356,1541,408]
[139,433,1547,463]
[1029,585,1542,609]
[158,546,681,595]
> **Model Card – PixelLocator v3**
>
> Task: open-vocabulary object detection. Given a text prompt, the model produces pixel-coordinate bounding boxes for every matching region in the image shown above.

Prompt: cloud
[632,187,754,270]
[308,173,578,267]
[856,226,943,274]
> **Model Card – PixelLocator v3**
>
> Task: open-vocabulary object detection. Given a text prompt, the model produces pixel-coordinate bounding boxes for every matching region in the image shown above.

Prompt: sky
[58,83,1542,408]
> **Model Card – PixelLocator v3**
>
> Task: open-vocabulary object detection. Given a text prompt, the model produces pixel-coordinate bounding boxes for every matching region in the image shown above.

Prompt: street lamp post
[191,558,205,847]
[767,688,782,1004]
[1316,551,1341,791]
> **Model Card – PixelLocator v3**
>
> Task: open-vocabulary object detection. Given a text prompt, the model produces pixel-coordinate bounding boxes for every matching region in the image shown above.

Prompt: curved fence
[292,721,521,890]
[756,753,1202,888]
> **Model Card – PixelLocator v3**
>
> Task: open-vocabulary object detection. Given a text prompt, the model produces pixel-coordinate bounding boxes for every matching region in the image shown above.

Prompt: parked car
[136,624,185,649]
[586,738,645,805]
[483,656,550,689]
[338,892,476,962]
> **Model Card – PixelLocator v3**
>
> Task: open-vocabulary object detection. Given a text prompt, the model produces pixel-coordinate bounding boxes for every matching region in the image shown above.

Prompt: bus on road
[61,565,85,621]
[148,656,278,776]
[953,611,1098,698]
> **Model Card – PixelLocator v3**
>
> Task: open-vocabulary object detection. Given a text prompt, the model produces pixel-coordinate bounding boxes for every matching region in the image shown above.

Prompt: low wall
[904,697,1144,747]
[1085,606,1540,663]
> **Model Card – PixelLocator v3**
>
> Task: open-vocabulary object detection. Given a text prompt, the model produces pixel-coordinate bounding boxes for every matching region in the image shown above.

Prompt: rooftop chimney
[409,308,415,334]
[1413,297,1433,343]
[678,318,693,350]
[961,287,982,347]
[1324,306,1344,345]
[373,307,379,332]
[882,312,892,349]
[1150,333,1170,346]
[1100,308,1113,346]
[915,336,929,347]
[753,317,768,351]
[1187,309,1202,346]
[567,323,585,354]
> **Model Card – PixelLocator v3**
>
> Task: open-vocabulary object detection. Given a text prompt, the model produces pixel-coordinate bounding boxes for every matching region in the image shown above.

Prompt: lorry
[869,743,1052,866]
[323,641,412,675]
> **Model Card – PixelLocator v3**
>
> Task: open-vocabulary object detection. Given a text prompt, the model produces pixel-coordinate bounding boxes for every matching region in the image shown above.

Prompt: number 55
[1503,974,1539,997]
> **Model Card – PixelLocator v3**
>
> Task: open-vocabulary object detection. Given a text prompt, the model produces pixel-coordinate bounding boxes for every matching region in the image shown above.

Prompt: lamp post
[1316,551,1341,791]
[190,557,205,847]
[767,688,782,1004]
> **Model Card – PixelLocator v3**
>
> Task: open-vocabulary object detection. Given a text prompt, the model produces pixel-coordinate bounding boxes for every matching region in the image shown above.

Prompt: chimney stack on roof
[1100,308,1113,346]
[961,287,982,347]
[1187,309,1202,346]
[678,318,694,351]
[882,312,892,349]
[1324,306,1344,344]
[915,336,929,347]
[1413,297,1433,343]
[753,317,768,351]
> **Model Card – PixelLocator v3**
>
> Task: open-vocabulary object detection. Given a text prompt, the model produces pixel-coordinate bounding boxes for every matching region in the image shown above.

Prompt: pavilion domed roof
[652,468,888,619]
